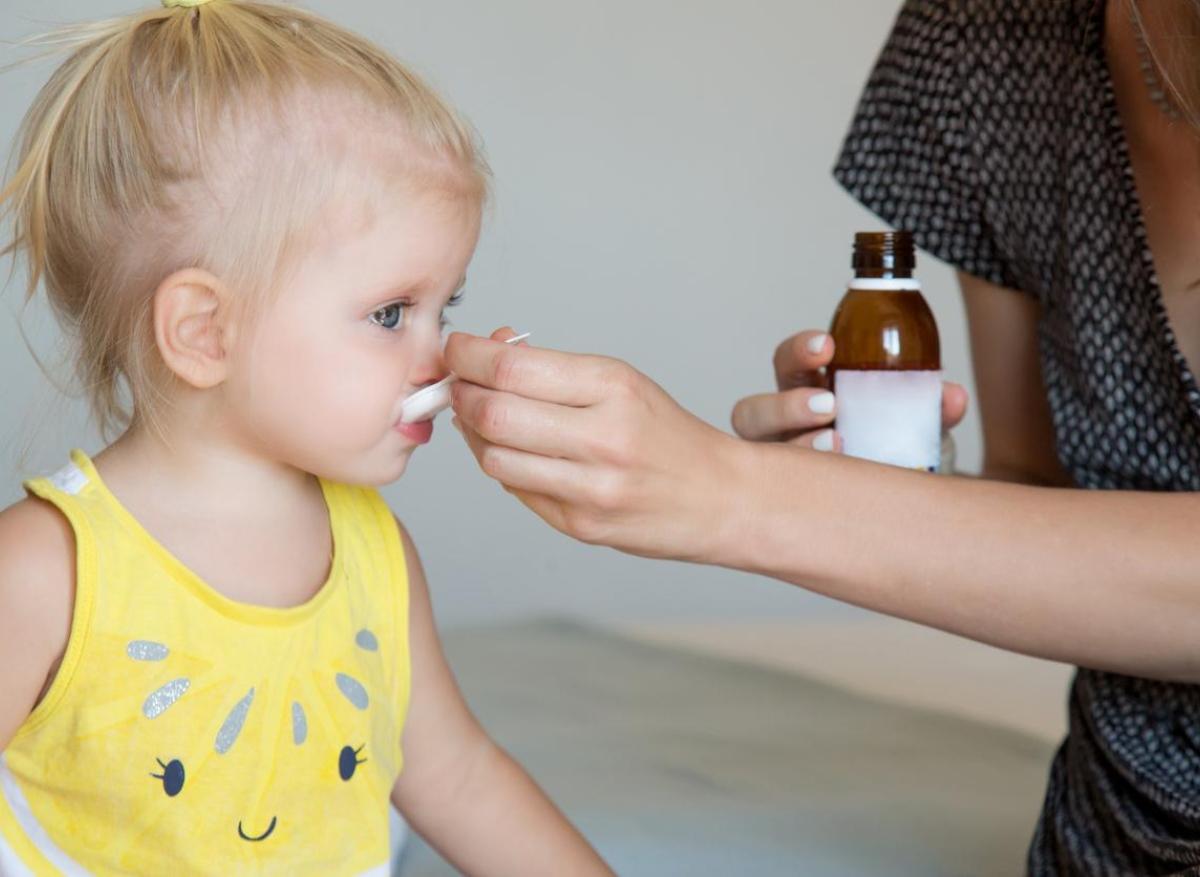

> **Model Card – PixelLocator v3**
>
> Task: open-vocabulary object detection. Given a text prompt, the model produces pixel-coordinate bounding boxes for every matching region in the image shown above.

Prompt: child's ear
[152,268,235,389]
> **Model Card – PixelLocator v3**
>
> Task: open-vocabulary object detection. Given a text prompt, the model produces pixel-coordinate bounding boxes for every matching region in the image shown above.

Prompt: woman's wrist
[661,428,751,567]
[702,438,809,573]
[707,440,936,592]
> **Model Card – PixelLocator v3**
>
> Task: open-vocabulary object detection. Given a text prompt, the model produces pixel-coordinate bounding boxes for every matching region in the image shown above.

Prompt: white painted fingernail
[812,430,836,452]
[806,334,828,355]
[808,391,835,415]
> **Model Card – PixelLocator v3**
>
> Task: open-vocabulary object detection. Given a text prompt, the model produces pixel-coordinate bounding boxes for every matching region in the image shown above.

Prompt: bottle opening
[852,230,915,279]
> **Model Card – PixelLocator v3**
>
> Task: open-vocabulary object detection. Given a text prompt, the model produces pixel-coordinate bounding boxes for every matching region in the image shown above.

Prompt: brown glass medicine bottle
[828,231,943,471]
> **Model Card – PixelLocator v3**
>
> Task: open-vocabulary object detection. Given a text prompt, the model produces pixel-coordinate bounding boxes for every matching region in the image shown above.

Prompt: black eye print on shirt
[338,745,367,781]
[150,757,185,797]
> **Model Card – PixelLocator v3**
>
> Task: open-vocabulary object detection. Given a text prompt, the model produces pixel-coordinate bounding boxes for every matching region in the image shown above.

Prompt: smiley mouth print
[238,816,278,842]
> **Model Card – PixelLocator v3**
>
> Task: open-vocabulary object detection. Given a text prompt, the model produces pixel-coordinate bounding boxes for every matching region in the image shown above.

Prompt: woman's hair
[1130,0,1200,129]
[0,0,489,438]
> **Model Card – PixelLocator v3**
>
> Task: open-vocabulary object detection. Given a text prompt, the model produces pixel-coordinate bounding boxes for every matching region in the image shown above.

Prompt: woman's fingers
[786,428,842,453]
[454,417,594,504]
[451,380,598,460]
[455,419,623,548]
[942,381,969,431]
[731,387,837,441]
[486,326,523,343]
[773,331,834,391]
[736,380,964,452]
[444,332,619,406]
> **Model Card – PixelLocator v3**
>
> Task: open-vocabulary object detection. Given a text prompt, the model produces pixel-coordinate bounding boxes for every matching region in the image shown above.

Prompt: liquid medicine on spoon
[828,231,942,472]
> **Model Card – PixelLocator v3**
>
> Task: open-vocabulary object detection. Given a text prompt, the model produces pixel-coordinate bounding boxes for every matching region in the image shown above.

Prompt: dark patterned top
[833,0,1200,874]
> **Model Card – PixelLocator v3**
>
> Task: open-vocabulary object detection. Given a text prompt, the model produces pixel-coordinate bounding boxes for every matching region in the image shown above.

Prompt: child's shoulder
[0,494,76,588]
[0,496,75,749]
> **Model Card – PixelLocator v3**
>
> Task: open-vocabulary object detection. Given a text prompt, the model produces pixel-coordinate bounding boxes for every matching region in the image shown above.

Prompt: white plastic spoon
[399,332,531,424]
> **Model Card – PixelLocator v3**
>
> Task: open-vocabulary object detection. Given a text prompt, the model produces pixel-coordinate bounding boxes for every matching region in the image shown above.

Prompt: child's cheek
[240,323,405,454]
[305,349,405,443]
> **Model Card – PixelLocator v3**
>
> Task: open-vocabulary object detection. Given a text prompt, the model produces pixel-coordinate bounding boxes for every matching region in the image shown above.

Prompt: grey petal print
[336,673,369,710]
[292,701,308,745]
[215,688,255,754]
[127,641,169,661]
[143,678,190,718]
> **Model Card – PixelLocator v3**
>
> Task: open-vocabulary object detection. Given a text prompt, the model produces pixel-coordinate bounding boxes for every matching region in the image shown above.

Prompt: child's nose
[407,329,449,386]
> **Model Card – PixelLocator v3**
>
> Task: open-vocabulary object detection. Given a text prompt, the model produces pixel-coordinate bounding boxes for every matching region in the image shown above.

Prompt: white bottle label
[834,369,942,472]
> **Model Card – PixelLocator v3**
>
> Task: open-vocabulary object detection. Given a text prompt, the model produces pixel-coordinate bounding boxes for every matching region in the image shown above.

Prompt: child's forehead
[311,185,481,258]
[288,188,479,301]
[242,97,484,285]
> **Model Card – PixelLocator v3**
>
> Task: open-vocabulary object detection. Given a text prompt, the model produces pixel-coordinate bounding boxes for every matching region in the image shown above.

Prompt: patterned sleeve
[833,0,1010,287]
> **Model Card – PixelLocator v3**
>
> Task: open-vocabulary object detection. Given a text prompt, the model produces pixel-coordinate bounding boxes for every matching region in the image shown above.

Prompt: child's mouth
[394,418,434,445]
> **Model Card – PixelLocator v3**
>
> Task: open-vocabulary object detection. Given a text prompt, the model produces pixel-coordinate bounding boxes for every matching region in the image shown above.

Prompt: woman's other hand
[730,330,969,452]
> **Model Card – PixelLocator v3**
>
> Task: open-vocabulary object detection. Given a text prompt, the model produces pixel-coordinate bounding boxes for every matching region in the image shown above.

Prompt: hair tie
[162,0,216,8]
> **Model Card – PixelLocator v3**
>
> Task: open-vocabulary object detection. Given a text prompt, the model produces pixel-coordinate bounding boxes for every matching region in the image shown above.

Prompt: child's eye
[440,290,466,331]
[150,757,185,797]
[338,744,367,781]
[369,303,406,331]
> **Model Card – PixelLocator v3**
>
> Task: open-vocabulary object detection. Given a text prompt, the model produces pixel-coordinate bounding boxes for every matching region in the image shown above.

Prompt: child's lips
[394,417,434,445]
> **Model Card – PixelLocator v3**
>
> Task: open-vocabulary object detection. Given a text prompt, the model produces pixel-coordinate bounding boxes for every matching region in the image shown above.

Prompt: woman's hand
[444,329,748,563]
[730,330,969,452]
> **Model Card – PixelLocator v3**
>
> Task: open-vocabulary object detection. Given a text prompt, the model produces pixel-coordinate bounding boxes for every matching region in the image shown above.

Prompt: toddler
[0,1,612,874]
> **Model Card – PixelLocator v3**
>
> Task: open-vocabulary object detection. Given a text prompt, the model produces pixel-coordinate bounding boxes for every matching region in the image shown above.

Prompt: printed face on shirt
[126,630,393,871]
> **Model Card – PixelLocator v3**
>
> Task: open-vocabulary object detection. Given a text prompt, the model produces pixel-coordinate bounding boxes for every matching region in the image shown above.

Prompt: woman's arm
[729,438,1200,682]
[959,271,1072,486]
[445,316,1200,684]
[389,518,612,877]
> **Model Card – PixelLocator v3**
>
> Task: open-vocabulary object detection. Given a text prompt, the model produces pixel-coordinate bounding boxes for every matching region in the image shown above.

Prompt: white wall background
[0,0,980,626]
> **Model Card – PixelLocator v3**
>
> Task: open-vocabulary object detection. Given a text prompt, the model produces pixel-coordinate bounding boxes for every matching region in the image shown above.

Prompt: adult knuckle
[601,360,638,398]
[772,342,790,376]
[606,430,640,468]
[563,508,603,544]
[477,398,508,438]
[479,445,506,479]
[581,422,633,465]
[730,400,754,438]
[491,348,521,389]
[774,335,803,374]
[587,471,629,514]
[789,390,812,424]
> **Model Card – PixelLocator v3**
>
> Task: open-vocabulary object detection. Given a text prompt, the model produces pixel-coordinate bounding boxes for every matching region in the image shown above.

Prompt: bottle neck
[848,276,921,291]
[853,267,913,279]
[851,231,916,279]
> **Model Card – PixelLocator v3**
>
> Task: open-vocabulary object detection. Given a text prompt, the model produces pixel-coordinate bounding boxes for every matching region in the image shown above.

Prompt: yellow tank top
[0,450,411,876]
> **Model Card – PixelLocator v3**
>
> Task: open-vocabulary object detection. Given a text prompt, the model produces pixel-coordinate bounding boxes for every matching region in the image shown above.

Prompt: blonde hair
[0,0,489,439]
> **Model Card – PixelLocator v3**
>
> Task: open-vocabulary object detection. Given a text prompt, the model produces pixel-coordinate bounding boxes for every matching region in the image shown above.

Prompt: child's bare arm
[0,499,75,752]
[389,518,612,877]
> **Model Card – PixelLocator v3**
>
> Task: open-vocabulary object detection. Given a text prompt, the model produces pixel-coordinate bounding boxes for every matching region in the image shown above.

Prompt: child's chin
[376,450,414,485]
[326,449,413,487]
